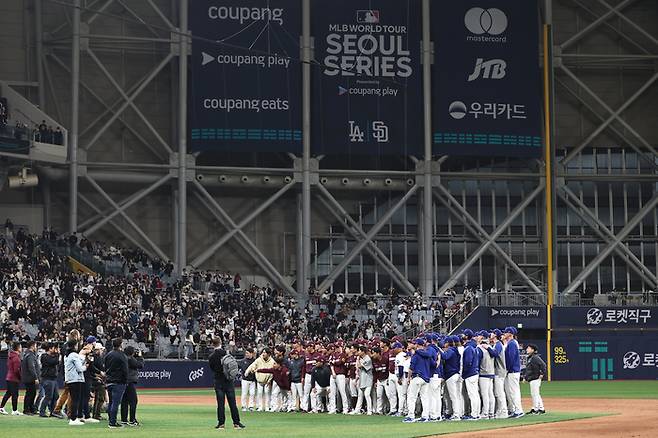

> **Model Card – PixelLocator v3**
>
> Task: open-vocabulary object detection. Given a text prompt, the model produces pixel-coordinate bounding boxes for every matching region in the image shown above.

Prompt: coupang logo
[189,368,205,382]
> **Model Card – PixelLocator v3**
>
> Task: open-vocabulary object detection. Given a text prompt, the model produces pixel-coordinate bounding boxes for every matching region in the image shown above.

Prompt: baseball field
[1,381,657,437]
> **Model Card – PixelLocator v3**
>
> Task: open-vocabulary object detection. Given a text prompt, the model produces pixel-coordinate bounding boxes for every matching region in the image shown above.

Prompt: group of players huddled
[229,326,547,424]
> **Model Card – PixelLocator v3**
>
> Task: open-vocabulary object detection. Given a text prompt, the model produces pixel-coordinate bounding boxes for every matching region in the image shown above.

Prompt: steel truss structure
[2,0,656,302]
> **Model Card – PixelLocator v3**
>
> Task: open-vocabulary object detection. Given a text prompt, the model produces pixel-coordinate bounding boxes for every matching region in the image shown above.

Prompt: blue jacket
[440,346,460,379]
[410,349,431,383]
[423,344,440,378]
[505,339,521,373]
[429,344,444,379]
[462,340,481,379]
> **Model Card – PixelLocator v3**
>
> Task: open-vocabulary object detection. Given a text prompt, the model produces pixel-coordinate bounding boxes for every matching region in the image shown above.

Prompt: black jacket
[21,350,39,383]
[238,357,255,382]
[208,348,232,389]
[286,357,305,383]
[524,353,547,381]
[104,349,129,384]
[127,355,144,384]
[40,353,59,380]
[310,365,331,388]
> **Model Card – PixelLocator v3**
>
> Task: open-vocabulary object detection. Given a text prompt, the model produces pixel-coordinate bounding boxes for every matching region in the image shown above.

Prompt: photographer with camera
[120,346,144,426]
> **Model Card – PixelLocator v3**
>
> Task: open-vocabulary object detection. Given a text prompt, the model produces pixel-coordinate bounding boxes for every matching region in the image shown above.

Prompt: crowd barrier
[0,360,214,390]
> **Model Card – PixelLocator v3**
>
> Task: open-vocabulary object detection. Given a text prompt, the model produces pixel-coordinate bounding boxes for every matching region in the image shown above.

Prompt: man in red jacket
[259,358,291,411]
[0,342,23,415]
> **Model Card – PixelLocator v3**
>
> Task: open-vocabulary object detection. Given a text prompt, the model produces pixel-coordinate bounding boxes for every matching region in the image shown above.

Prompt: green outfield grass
[0,404,603,438]
[1,380,654,438]
[140,380,658,399]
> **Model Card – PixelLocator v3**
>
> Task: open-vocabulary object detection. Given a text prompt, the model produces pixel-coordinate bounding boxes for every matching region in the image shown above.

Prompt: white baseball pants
[256,382,271,411]
[270,381,280,411]
[446,374,463,418]
[290,382,303,411]
[529,379,544,411]
[354,385,373,415]
[479,377,495,417]
[493,376,507,418]
[240,380,256,409]
[396,376,408,415]
[428,375,443,419]
[504,372,523,415]
[328,376,337,413]
[334,374,349,413]
[465,375,481,418]
[406,376,429,419]
[302,373,316,411]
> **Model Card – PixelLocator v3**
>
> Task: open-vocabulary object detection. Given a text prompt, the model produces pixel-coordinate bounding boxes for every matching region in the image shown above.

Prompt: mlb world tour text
[324,25,413,78]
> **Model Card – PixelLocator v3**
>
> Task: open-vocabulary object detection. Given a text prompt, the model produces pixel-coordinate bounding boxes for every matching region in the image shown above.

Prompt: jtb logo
[468,58,506,81]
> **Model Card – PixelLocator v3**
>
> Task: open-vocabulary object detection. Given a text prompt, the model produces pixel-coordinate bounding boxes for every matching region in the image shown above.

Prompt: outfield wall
[0,360,213,390]
[551,306,658,380]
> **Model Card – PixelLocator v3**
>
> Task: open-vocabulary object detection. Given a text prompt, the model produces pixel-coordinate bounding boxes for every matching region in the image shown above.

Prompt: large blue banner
[0,360,213,390]
[552,332,658,380]
[311,0,423,155]
[432,0,543,156]
[552,306,658,330]
[189,0,302,152]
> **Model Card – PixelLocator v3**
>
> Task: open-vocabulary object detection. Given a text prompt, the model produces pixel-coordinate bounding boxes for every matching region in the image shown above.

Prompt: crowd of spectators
[0,221,468,360]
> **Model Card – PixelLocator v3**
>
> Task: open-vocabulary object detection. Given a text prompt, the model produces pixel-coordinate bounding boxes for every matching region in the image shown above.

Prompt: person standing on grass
[53,329,82,418]
[120,346,144,426]
[524,344,547,415]
[245,348,275,412]
[208,338,245,430]
[503,327,524,418]
[352,345,373,416]
[0,342,23,415]
[238,348,257,411]
[39,342,62,418]
[104,338,129,429]
[21,340,39,415]
[64,340,89,426]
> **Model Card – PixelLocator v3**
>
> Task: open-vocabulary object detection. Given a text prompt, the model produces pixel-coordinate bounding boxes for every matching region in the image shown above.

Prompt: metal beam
[83,174,172,235]
[560,0,637,50]
[432,186,543,294]
[177,0,188,273]
[69,0,81,232]
[421,0,434,297]
[559,186,658,287]
[555,76,658,171]
[301,0,312,296]
[560,65,658,160]
[562,70,658,164]
[86,48,173,155]
[317,185,419,293]
[192,181,298,298]
[563,192,658,295]
[315,184,416,295]
[78,192,157,260]
[85,176,169,260]
[84,52,174,150]
[438,183,545,294]
[190,180,295,267]
[596,0,658,48]
[48,53,166,161]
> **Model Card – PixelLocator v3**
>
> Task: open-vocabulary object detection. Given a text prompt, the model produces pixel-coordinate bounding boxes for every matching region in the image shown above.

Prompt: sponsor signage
[552,333,658,380]
[311,0,423,155]
[138,360,214,388]
[432,0,543,156]
[0,360,215,390]
[188,0,302,152]
[488,306,546,329]
[552,307,658,329]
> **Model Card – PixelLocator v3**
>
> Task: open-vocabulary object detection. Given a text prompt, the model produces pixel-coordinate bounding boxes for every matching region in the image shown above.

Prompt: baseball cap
[94,342,104,350]
[480,331,490,338]
[85,336,97,344]
[504,327,518,335]
[392,342,403,349]
[414,338,426,346]
[492,329,502,338]
[462,329,474,338]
